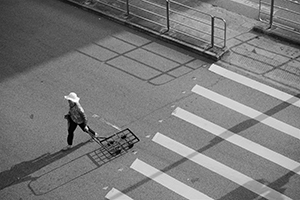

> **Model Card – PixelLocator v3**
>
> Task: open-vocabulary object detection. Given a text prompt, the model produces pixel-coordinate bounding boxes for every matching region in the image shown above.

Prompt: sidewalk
[65,0,300,94]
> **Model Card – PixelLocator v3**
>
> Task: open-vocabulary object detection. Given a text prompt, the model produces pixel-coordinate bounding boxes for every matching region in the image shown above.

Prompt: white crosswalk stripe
[209,64,300,107]
[130,158,214,200]
[192,84,300,140]
[105,188,134,200]
[109,66,299,199]
[152,132,293,200]
[172,107,300,175]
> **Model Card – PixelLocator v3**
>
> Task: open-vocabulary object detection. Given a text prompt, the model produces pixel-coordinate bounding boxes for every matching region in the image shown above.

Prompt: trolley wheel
[114,149,121,155]
[121,135,126,139]
[107,141,114,146]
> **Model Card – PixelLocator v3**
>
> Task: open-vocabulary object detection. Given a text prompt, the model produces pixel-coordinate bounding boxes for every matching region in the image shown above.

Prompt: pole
[126,0,129,16]
[269,0,275,29]
[211,17,214,48]
[166,0,170,31]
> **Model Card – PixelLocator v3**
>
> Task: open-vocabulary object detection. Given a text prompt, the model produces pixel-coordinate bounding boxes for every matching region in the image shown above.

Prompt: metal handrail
[97,0,227,48]
[163,0,227,48]
[259,0,300,32]
[213,16,227,48]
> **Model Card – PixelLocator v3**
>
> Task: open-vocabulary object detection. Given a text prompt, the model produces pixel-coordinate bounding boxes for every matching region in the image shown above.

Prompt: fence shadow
[117,93,300,198]
[218,165,300,200]
[0,141,88,190]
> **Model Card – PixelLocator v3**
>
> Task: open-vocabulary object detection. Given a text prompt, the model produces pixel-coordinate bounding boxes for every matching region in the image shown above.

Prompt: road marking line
[152,132,292,200]
[100,117,121,130]
[172,107,300,175]
[192,84,300,140]
[105,188,133,200]
[209,64,300,108]
[130,158,213,200]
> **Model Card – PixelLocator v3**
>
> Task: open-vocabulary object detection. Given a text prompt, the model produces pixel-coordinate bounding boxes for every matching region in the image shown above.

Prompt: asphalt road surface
[1,0,299,199]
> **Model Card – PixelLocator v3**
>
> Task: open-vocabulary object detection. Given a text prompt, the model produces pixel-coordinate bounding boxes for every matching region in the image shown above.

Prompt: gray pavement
[67,0,300,94]
[1,0,300,199]
[0,0,213,198]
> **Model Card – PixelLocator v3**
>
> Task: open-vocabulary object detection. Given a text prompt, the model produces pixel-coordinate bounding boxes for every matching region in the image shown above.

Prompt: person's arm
[78,107,88,128]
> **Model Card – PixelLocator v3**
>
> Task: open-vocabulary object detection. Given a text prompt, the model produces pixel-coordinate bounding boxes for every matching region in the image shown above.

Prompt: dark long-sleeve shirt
[69,103,87,125]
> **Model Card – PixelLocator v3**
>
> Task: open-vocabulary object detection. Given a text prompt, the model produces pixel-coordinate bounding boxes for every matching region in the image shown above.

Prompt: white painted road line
[100,117,121,131]
[130,158,214,200]
[192,84,300,140]
[152,132,292,200]
[105,188,133,200]
[209,64,300,108]
[172,107,300,175]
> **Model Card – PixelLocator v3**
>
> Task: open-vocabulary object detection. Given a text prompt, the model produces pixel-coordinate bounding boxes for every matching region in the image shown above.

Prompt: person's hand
[84,126,89,132]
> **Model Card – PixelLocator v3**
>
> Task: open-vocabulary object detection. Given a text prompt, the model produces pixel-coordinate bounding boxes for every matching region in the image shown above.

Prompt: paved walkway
[66,0,300,94]
[1,1,300,199]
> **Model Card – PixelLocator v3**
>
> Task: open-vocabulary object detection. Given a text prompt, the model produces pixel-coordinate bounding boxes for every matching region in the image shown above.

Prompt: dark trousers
[67,116,96,145]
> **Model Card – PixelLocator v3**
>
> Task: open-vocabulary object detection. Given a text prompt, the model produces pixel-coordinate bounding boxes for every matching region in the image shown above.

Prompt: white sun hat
[64,92,80,102]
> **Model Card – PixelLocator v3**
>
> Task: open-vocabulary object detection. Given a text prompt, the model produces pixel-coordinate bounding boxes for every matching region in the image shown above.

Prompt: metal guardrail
[165,0,227,48]
[97,0,227,48]
[259,0,300,33]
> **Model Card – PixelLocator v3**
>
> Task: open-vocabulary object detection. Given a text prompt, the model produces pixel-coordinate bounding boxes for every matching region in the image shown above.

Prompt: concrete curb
[252,25,300,47]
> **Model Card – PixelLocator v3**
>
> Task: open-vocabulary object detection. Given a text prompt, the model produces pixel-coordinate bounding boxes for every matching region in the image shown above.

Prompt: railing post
[269,0,275,29]
[126,0,129,16]
[223,19,227,48]
[211,17,215,47]
[166,0,170,31]
[258,0,262,19]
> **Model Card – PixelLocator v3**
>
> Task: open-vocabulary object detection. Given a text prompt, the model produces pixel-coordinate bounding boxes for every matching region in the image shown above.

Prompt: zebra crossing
[106,64,300,200]
[130,158,213,200]
[192,84,300,141]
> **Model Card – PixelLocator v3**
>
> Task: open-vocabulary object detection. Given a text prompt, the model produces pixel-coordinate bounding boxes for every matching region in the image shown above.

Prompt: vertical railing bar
[258,0,262,20]
[211,16,214,48]
[224,20,226,48]
[126,0,129,16]
[213,17,226,48]
[222,18,227,48]
[269,0,275,29]
[166,0,170,31]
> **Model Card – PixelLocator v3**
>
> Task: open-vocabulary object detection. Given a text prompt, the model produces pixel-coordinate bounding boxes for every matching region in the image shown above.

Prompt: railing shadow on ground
[79,0,227,49]
[218,165,300,200]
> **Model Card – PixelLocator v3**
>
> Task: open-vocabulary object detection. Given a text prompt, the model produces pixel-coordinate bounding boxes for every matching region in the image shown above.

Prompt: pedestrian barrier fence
[97,0,227,48]
[259,0,300,33]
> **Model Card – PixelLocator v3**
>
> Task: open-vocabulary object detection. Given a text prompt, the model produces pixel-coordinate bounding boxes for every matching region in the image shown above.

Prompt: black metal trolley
[86,128,140,159]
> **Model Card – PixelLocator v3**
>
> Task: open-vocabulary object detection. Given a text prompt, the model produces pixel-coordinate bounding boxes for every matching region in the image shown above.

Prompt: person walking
[62,92,99,150]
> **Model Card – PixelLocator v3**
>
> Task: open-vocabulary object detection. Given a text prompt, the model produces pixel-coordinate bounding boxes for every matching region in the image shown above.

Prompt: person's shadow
[0,141,89,190]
